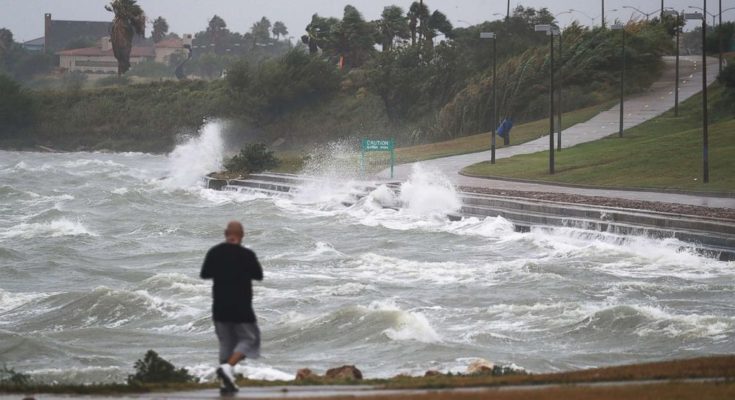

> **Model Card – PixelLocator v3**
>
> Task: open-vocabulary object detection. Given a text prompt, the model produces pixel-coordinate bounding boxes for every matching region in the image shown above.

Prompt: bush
[0,365,31,386]
[225,143,280,174]
[225,49,341,121]
[126,350,194,385]
[718,64,735,90]
[96,75,131,87]
[0,74,34,132]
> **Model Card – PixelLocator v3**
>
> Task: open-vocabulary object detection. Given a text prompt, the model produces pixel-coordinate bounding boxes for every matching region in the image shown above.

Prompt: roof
[56,46,155,58]
[155,38,183,48]
[23,37,45,46]
[46,19,112,52]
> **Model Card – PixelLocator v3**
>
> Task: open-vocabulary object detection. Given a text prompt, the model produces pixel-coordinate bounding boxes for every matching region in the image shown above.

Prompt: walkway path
[9,379,727,399]
[379,56,733,208]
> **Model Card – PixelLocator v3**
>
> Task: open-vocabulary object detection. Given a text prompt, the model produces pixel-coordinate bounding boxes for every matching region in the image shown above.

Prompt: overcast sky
[1,0,733,42]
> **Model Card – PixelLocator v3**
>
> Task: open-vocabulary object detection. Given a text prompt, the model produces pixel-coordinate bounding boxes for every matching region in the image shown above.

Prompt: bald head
[224,221,244,245]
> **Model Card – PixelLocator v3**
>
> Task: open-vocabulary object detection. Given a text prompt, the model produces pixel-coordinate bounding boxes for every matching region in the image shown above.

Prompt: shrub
[225,143,280,174]
[0,74,34,132]
[96,75,130,87]
[126,350,194,385]
[718,64,735,90]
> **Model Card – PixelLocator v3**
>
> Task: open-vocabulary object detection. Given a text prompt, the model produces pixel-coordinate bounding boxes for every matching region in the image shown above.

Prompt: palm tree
[105,0,145,75]
[272,21,288,41]
[425,10,452,48]
[407,1,429,47]
[151,16,169,43]
[378,6,409,52]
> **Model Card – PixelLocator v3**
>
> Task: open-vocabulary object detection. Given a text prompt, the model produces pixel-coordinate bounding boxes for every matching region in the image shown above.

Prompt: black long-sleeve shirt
[200,243,264,323]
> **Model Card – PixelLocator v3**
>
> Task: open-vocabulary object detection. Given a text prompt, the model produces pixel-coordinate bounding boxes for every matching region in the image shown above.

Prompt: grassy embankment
[270,101,615,174]
[462,84,735,193]
[1,356,733,396]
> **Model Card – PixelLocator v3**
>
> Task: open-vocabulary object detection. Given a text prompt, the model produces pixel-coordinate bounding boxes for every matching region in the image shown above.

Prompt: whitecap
[0,218,95,239]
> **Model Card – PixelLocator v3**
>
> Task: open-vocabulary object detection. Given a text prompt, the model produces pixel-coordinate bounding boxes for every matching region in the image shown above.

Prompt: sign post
[361,139,395,179]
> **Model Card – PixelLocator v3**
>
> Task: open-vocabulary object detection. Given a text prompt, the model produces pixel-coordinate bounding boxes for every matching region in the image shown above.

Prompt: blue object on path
[497,118,513,138]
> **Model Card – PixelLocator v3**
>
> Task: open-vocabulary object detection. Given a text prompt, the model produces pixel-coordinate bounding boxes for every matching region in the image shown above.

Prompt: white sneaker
[216,364,239,393]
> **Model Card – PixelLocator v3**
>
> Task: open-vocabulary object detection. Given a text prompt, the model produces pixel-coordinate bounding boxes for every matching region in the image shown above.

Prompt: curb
[458,171,735,199]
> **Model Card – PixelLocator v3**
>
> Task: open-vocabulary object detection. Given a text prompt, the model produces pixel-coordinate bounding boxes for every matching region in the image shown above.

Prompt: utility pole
[507,0,511,21]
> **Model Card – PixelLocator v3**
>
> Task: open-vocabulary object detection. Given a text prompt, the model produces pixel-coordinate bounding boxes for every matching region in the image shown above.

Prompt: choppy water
[1,124,733,384]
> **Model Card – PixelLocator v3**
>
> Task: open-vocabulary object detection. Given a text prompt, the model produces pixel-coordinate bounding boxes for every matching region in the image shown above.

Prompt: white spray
[398,164,461,216]
[162,121,225,189]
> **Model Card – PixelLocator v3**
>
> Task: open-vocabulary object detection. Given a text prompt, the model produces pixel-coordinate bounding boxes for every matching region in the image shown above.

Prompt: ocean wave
[15,286,199,331]
[567,304,733,340]
[351,253,496,285]
[0,218,95,239]
[271,299,442,345]
[0,289,48,314]
[138,273,210,300]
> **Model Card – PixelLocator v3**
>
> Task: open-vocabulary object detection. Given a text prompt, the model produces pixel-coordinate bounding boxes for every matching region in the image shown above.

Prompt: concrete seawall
[204,173,735,261]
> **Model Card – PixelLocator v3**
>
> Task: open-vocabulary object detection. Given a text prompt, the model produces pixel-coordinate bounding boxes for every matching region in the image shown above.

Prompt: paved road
[379,56,734,208]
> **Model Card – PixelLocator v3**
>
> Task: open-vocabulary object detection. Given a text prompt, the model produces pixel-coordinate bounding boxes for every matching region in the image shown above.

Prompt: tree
[152,16,169,43]
[206,15,228,53]
[105,0,146,75]
[0,28,13,56]
[272,21,288,40]
[332,5,377,67]
[425,10,453,48]
[251,17,272,46]
[377,5,409,52]
[301,14,340,55]
[407,1,429,46]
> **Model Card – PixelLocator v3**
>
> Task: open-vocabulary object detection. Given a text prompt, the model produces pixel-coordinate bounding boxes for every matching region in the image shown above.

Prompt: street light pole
[507,0,511,21]
[549,30,555,173]
[612,24,626,138]
[719,0,723,73]
[702,0,709,184]
[480,32,497,164]
[664,9,681,116]
[675,13,681,117]
[554,11,572,152]
[536,24,556,174]
[602,0,605,28]
[557,28,563,151]
[685,8,709,184]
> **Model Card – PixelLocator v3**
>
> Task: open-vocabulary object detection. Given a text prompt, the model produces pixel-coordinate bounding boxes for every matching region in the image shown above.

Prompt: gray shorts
[214,321,261,363]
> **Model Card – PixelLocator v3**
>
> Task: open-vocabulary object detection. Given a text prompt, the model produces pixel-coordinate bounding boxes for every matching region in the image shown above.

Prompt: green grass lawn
[271,102,616,175]
[462,85,735,193]
[394,102,615,164]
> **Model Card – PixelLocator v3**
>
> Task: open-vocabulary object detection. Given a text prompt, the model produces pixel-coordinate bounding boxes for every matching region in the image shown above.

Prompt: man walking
[201,221,263,396]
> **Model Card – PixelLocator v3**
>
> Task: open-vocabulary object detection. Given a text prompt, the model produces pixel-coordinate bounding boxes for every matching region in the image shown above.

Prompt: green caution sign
[361,138,395,179]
